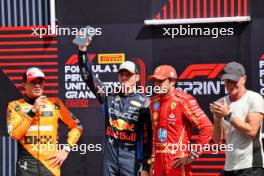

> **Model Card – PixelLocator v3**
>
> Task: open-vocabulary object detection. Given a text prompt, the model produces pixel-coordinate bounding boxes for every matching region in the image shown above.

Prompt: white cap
[118,61,138,74]
[25,67,45,82]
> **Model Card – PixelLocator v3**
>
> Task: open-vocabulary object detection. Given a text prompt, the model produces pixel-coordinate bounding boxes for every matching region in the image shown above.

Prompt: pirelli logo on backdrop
[98,53,125,64]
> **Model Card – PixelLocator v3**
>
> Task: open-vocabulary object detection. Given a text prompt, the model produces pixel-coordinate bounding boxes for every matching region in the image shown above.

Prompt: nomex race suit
[78,51,152,176]
[150,90,213,176]
[7,96,83,176]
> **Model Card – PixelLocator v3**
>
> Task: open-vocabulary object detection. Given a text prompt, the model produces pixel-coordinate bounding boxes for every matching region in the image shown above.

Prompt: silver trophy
[73,25,95,46]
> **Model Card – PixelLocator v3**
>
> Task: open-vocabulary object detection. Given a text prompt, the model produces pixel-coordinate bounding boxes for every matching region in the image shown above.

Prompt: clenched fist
[31,96,46,113]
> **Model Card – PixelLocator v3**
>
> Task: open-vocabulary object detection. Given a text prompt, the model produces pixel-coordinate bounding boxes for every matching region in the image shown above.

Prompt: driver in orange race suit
[6,67,83,176]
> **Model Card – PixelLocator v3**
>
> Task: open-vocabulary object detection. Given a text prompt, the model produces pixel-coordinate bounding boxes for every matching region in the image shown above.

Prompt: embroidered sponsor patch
[153,101,160,111]
[153,112,158,121]
[158,128,167,142]
[130,101,141,107]
[15,105,20,111]
[170,102,177,110]
[55,104,60,110]
[41,111,53,117]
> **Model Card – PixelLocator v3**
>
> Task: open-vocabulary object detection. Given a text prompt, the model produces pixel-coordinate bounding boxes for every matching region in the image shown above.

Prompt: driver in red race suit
[148,65,213,176]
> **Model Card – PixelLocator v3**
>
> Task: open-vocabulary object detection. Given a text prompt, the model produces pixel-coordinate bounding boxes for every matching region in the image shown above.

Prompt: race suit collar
[160,88,176,101]
[118,91,137,97]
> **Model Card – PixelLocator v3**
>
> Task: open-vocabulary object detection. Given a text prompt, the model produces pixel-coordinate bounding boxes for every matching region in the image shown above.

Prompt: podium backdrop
[1,0,264,175]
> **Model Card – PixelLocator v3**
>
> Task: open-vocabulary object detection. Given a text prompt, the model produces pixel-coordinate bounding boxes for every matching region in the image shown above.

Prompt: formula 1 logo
[259,54,264,95]
[177,63,226,95]
[66,54,97,65]
[179,64,225,79]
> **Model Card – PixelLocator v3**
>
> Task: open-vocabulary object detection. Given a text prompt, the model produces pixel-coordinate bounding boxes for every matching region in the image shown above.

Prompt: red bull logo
[109,118,134,131]
[106,127,136,142]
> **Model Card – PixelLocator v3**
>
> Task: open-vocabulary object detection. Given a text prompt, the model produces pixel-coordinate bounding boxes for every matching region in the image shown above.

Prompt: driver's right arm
[78,49,105,104]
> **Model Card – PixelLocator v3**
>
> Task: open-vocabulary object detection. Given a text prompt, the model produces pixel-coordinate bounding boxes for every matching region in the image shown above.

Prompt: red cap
[148,65,177,80]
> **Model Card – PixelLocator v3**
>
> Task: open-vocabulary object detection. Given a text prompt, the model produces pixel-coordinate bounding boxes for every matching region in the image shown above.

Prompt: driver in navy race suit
[77,40,152,176]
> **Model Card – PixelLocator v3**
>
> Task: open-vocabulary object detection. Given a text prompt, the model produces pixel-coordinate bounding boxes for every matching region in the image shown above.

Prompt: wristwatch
[188,154,196,160]
[64,145,71,153]
[224,112,232,122]
[188,151,200,160]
